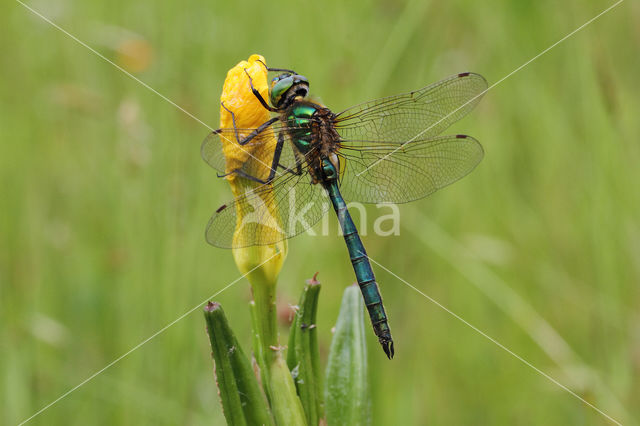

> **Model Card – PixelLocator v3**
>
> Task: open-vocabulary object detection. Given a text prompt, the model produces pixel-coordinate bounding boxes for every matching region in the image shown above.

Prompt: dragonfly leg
[267,67,297,73]
[220,101,241,143]
[216,105,278,147]
[239,118,279,146]
[264,132,286,182]
[218,168,270,184]
[277,164,303,176]
[295,154,303,176]
[276,141,304,176]
[244,68,279,112]
[217,133,286,184]
[256,58,297,74]
[238,117,279,146]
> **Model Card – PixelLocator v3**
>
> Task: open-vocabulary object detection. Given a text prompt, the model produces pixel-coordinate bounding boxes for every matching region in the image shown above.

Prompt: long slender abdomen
[325,181,394,359]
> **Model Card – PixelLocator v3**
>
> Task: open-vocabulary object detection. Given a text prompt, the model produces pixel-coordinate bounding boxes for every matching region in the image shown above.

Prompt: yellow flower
[218,54,287,287]
[217,57,306,424]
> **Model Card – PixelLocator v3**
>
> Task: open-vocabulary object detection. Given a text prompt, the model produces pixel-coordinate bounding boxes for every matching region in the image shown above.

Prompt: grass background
[2,0,639,424]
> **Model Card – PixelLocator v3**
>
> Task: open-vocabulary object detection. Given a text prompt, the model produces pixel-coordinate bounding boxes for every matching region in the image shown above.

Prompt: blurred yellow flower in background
[115,38,153,73]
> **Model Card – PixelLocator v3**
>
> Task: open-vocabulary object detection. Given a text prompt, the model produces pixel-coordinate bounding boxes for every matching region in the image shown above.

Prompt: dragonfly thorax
[285,102,340,152]
[285,103,316,154]
[282,101,341,184]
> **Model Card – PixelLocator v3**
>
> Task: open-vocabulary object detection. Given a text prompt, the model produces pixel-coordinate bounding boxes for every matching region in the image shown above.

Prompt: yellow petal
[219,54,275,183]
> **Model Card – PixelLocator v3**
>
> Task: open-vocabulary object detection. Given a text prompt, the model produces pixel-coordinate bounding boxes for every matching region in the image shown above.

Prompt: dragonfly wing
[338,135,483,204]
[205,170,330,248]
[201,124,300,180]
[335,72,487,143]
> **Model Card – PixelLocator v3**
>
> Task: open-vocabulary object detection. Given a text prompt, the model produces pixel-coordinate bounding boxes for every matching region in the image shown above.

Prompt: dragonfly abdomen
[325,179,394,359]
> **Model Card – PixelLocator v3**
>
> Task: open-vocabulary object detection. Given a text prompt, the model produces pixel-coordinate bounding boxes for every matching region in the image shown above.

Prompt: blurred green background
[2,0,639,424]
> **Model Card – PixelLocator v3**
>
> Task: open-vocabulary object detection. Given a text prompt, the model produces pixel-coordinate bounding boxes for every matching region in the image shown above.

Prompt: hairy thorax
[284,102,341,183]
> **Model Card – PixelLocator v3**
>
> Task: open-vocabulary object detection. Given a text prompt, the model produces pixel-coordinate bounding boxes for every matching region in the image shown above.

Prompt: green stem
[251,279,279,355]
[250,278,307,426]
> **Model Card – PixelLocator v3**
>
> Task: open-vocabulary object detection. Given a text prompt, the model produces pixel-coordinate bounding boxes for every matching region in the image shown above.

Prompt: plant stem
[250,277,307,426]
[251,278,279,354]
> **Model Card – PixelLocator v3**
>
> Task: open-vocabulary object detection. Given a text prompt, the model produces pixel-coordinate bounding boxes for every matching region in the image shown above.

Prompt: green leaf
[287,275,323,425]
[325,285,371,426]
[250,300,308,426]
[204,302,275,426]
[267,357,309,426]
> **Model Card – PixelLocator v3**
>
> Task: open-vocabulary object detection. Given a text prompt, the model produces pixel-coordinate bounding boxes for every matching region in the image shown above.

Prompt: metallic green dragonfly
[202,66,487,358]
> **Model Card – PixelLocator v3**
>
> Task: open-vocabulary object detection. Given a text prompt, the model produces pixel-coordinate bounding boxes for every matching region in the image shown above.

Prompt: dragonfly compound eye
[270,74,295,108]
[292,75,309,98]
[270,74,310,109]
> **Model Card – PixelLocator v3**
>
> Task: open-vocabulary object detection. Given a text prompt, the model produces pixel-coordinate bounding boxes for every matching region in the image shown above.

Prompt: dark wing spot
[458,72,470,77]
[456,134,467,139]
[216,204,227,213]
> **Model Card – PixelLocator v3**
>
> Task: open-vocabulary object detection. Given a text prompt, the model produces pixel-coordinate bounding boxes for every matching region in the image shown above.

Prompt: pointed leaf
[287,275,323,425]
[325,285,371,426]
[250,300,307,426]
[204,302,274,426]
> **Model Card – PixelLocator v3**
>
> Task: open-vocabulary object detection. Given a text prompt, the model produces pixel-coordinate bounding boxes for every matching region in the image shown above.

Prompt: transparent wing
[205,168,330,248]
[334,72,487,143]
[338,134,483,204]
[201,124,302,180]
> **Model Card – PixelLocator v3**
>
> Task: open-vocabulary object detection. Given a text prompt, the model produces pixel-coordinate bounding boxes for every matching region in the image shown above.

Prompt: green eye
[269,74,310,108]
[270,75,294,108]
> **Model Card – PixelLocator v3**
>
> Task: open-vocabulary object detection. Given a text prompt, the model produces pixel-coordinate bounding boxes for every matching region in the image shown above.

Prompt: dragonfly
[202,63,487,359]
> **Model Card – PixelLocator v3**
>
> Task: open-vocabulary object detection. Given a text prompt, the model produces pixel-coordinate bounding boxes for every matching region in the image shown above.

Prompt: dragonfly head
[270,73,309,109]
